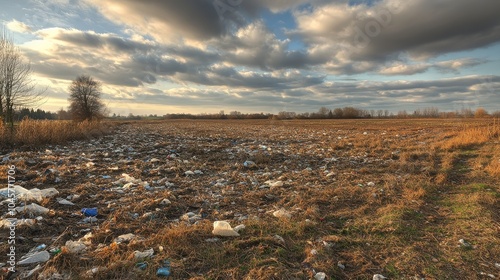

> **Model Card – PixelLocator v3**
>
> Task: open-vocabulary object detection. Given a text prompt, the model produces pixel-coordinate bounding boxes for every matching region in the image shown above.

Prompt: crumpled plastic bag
[212,221,240,237]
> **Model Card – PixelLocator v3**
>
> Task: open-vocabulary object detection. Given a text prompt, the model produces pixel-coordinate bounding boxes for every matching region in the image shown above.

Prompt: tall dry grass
[0,119,112,146]
[440,119,500,150]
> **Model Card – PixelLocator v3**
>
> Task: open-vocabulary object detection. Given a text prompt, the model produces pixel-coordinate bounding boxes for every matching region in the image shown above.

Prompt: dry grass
[0,119,114,147]
[440,119,500,150]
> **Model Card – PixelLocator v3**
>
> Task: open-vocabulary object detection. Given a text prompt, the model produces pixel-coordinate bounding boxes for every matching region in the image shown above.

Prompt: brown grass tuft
[440,120,500,150]
[0,119,113,146]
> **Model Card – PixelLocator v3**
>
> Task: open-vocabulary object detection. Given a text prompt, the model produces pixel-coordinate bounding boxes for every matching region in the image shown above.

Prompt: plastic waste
[21,264,42,278]
[459,239,472,248]
[136,262,148,270]
[205,238,220,243]
[373,274,387,280]
[18,251,50,265]
[272,209,291,219]
[82,207,98,217]
[31,244,47,252]
[273,235,285,244]
[314,272,326,280]
[15,203,50,215]
[160,198,171,205]
[57,198,75,205]
[156,260,171,277]
[115,233,136,243]
[243,160,256,168]
[134,248,154,259]
[65,240,87,254]
[233,224,245,233]
[82,216,98,223]
[212,221,240,237]
[0,218,36,228]
[181,212,202,223]
[49,248,61,255]
[0,186,58,202]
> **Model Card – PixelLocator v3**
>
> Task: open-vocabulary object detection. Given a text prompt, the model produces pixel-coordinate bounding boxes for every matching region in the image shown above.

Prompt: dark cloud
[361,0,500,59]
[36,28,155,53]
[293,0,500,74]
[88,0,224,40]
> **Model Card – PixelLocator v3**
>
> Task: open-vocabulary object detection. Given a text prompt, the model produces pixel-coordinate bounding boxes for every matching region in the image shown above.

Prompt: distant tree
[460,108,474,118]
[278,111,296,119]
[333,108,343,118]
[342,107,360,118]
[68,75,106,121]
[317,107,330,118]
[397,110,408,118]
[228,111,243,119]
[474,107,488,118]
[56,107,71,120]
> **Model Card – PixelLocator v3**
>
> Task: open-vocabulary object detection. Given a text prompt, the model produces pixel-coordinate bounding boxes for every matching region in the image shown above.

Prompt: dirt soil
[1,119,499,280]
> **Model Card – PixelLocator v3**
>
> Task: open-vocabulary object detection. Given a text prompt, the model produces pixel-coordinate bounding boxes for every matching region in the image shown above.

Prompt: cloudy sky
[1,0,499,115]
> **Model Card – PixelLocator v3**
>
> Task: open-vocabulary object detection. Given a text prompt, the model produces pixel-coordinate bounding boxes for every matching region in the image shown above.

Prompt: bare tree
[0,30,44,127]
[317,107,330,118]
[68,75,106,121]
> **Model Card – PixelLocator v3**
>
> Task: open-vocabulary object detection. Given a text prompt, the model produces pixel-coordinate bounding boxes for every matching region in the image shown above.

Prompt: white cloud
[6,19,32,33]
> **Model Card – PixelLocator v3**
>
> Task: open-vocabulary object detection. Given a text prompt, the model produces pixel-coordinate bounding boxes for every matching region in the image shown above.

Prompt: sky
[1,0,499,116]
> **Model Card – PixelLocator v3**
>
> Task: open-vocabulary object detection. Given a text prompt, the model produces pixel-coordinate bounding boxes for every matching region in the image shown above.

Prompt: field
[1,119,499,279]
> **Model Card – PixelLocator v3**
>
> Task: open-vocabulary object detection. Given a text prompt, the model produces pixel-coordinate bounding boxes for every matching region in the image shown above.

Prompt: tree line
[159,106,498,120]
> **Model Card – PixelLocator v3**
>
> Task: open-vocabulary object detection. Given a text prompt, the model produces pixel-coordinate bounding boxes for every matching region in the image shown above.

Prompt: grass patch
[0,118,113,146]
[440,120,500,150]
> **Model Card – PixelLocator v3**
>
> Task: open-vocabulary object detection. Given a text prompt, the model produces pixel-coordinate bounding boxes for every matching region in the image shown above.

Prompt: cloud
[23,28,181,87]
[35,28,155,53]
[6,19,32,33]
[293,0,500,73]
[378,63,429,75]
[213,21,311,70]
[85,0,225,42]
[434,58,485,73]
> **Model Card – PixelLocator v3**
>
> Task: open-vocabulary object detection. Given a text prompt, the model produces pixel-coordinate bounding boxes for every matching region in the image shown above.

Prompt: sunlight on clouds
[6,19,32,33]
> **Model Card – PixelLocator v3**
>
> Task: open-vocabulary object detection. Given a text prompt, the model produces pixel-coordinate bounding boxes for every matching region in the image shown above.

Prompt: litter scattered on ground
[56,198,75,205]
[17,251,50,265]
[314,272,326,280]
[156,260,171,277]
[459,239,473,248]
[1,120,497,279]
[273,208,292,219]
[114,233,136,244]
[0,186,58,203]
[212,221,240,237]
[64,240,87,254]
[15,203,50,215]
[133,248,154,260]
[81,208,98,217]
